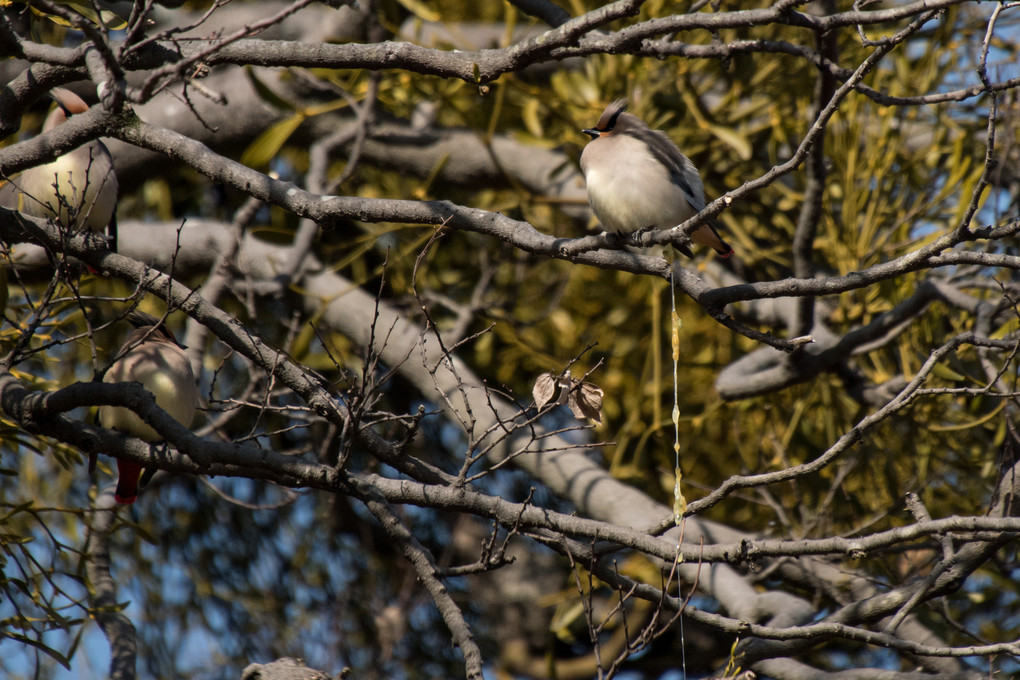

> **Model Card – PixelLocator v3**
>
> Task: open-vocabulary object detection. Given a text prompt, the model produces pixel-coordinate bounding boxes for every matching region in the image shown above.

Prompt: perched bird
[18,88,118,257]
[579,99,733,258]
[98,312,198,504]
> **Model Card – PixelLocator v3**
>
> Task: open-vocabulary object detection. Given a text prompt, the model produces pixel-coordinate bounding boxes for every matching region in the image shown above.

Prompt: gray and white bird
[98,312,198,504]
[18,88,118,254]
[579,100,733,258]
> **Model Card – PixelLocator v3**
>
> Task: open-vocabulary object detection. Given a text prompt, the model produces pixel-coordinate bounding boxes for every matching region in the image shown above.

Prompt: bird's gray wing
[622,127,707,211]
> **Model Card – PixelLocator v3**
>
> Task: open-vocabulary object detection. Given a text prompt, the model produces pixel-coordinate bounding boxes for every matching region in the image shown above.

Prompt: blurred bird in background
[17,88,118,262]
[98,312,198,504]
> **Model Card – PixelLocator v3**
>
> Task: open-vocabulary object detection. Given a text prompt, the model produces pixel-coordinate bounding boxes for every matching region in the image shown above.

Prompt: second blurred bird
[18,88,118,256]
[579,99,732,258]
[98,312,199,504]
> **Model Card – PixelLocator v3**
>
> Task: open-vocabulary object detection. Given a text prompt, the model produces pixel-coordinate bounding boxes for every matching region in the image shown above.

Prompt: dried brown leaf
[568,381,603,423]
[532,372,557,410]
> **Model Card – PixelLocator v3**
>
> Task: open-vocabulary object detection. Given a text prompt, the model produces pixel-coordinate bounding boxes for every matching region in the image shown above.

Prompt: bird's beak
[581,127,600,139]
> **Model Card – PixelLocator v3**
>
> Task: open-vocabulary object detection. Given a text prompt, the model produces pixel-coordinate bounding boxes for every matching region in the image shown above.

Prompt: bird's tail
[692,223,734,258]
[714,241,734,258]
[114,458,143,504]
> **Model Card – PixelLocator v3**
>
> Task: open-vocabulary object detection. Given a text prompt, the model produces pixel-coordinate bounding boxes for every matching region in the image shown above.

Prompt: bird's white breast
[100,343,199,442]
[19,143,117,233]
[581,135,697,235]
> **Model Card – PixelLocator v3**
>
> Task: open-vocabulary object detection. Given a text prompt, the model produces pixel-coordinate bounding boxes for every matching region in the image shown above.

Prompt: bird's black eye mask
[604,107,623,132]
[583,100,629,138]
